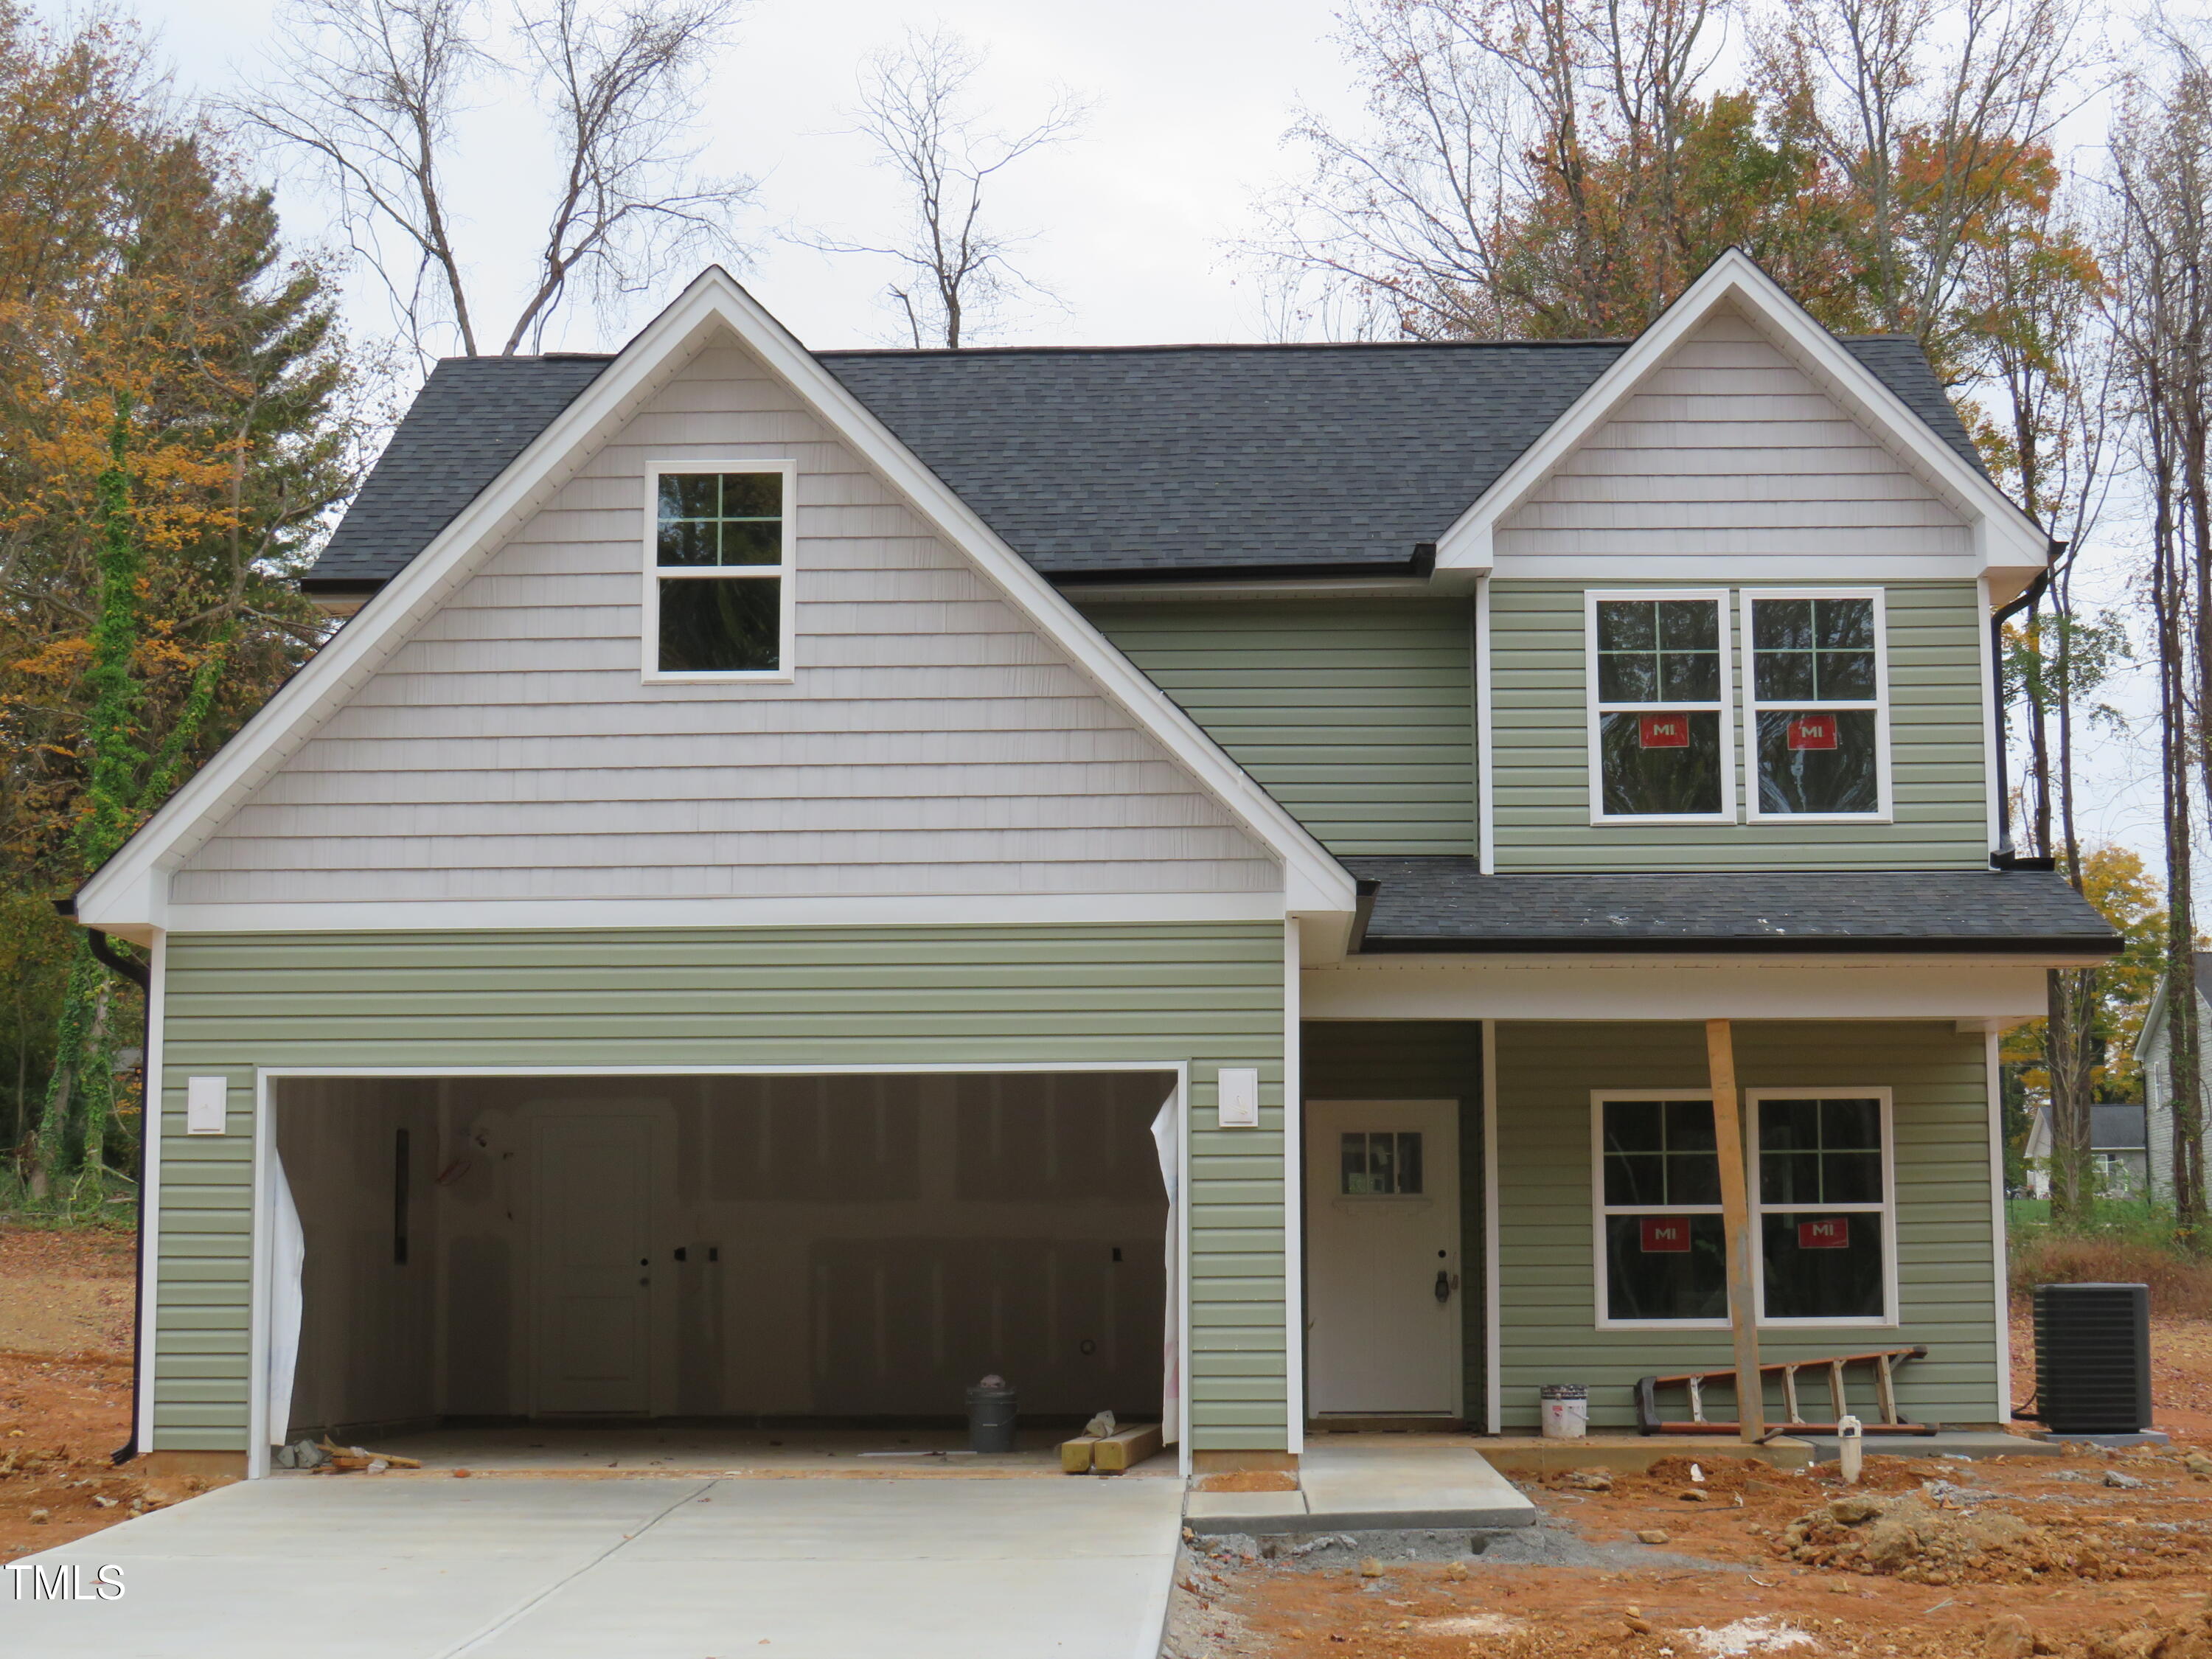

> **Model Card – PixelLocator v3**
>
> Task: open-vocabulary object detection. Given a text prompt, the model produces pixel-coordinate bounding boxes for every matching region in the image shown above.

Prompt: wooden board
[1093,1423,1164,1473]
[1060,1436,1099,1474]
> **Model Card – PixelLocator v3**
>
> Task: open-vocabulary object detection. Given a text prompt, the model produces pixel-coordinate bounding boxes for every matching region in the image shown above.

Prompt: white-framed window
[1747,1088,1897,1327]
[1585,589,1734,824]
[1740,589,1891,821]
[1591,1090,1728,1329]
[641,459,796,682]
[1591,1087,1898,1330]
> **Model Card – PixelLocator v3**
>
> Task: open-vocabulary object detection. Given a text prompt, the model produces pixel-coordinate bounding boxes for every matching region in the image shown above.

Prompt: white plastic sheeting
[265,1152,305,1448]
[1149,1093,1180,1445]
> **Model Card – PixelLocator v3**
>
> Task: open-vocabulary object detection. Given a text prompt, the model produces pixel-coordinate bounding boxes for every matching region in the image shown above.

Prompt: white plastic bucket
[1540,1383,1588,1440]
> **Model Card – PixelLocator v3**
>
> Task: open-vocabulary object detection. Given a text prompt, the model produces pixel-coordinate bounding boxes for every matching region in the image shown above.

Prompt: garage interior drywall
[273,1072,1174,1438]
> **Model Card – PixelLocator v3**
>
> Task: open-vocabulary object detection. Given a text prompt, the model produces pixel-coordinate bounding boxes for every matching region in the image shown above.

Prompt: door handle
[1434,1269,1451,1304]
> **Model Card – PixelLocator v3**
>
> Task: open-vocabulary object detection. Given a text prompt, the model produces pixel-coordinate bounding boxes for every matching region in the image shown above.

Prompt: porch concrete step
[1184,1444,1536,1534]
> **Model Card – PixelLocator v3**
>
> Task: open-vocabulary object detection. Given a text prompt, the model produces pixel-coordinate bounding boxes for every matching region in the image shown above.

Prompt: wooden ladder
[1635,1345,1935,1437]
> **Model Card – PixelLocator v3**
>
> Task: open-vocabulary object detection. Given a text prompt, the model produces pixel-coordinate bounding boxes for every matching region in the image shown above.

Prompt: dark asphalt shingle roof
[307,354,615,589]
[1343,858,2121,954]
[302,336,1989,589]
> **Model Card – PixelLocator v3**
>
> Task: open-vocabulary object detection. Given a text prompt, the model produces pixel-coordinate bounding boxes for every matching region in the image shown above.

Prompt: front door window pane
[1340,1131,1424,1195]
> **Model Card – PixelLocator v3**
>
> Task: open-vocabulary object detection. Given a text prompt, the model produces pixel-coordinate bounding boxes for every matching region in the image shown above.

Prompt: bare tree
[2107,46,2212,1238]
[1753,0,2096,365]
[1248,0,1736,341]
[237,0,754,358]
[234,0,489,354]
[812,28,1088,348]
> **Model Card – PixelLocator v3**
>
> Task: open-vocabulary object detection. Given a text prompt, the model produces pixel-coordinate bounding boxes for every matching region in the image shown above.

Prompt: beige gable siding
[1494,307,1971,564]
[175,339,1279,906]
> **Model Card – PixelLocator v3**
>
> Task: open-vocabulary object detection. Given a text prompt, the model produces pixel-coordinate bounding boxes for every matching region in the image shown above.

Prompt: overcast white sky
[131,0,1368,355]
[74,0,2174,872]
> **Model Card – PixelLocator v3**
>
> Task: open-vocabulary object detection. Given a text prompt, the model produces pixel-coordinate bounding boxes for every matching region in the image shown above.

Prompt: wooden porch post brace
[1705,1019,1765,1442]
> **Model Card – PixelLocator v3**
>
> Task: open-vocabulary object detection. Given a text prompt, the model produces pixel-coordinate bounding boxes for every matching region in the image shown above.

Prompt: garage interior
[270,1072,1174,1465]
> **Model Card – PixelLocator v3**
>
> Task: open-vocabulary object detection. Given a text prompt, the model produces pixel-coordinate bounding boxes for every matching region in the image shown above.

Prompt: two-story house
[68,251,2118,1483]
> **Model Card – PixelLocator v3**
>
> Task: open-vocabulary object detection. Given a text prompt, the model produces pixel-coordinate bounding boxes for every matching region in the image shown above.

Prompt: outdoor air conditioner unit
[2032,1282,2152,1436]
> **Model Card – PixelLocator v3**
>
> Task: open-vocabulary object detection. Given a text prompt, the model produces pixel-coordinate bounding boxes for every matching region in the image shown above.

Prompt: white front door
[1304,1099,1461,1416]
[532,1113,655,1414]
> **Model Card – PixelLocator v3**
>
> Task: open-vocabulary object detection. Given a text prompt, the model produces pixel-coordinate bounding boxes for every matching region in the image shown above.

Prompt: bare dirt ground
[0,1227,220,1562]
[1172,1318,2212,1659]
[12,1225,2212,1658]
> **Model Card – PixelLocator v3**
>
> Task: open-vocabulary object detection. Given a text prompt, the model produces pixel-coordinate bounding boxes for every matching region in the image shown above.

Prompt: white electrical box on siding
[1218,1068,1259,1128]
[185,1077,228,1135]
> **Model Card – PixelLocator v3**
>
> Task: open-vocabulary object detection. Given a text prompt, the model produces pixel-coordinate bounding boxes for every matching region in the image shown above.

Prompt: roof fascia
[1433,249,2048,577]
[2136,972,2170,1062]
[77,268,1354,930]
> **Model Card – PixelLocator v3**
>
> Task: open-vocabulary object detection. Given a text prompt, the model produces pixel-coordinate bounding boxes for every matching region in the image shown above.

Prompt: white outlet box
[185,1076,229,1135]
[1217,1067,1259,1128]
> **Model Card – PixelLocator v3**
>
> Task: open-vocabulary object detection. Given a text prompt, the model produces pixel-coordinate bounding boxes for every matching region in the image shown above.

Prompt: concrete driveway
[1,1473,1184,1658]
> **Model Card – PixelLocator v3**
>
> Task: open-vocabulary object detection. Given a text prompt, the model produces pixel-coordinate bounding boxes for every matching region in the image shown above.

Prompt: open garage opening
[266,1071,1177,1470]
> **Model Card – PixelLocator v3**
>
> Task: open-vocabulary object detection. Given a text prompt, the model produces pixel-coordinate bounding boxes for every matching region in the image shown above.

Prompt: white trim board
[1281,919,1305,1454]
[1301,957,2052,1023]
[150,891,1291,939]
[73,267,1356,939]
[1431,250,2048,591]
[134,931,167,1453]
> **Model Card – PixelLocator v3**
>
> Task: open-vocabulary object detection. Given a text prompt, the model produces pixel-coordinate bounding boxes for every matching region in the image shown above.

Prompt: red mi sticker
[1640,1217,1692,1253]
[1798,1217,1851,1250]
[1639,714,1691,749]
[1787,714,1839,751]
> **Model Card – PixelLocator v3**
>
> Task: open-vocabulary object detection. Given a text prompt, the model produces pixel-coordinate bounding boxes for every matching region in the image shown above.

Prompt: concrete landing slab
[1795,1430,2069,1461]
[1,1472,1183,1658]
[1473,1435,1815,1476]
[1184,1444,1536,1534]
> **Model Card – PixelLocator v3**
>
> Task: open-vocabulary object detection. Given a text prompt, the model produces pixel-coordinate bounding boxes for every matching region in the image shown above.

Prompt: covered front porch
[1296,987,2036,1445]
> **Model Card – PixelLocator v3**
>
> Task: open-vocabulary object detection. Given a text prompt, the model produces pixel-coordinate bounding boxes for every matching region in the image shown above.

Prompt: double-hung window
[1743,591,1888,818]
[1749,1090,1895,1325]
[644,462,796,681]
[1594,1088,1896,1329]
[1593,1093,1727,1326]
[1586,591,1732,822]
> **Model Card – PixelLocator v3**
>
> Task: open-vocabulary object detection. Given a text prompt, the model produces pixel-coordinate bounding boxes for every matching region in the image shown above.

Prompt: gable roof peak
[1430,246,2048,582]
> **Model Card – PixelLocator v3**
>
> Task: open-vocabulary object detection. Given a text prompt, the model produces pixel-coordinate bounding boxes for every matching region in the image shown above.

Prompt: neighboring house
[2021,1100,2152,1200]
[70,251,2119,1481]
[2130,953,2212,1203]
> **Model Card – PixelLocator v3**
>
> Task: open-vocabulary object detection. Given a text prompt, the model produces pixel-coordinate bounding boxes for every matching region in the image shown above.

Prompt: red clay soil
[0,1226,224,1561]
[1188,1444,2212,1657]
[1178,1318,2212,1659]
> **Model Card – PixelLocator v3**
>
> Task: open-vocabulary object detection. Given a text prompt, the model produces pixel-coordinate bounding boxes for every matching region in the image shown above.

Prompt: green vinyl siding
[1492,1020,1998,1433]
[1303,1020,1486,1422]
[1491,580,1989,869]
[1079,599,1476,857]
[153,923,1288,1453]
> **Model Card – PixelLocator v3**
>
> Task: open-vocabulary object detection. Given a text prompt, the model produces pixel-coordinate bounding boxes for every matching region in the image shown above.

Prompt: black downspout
[50,897,152,1466]
[1989,551,2060,872]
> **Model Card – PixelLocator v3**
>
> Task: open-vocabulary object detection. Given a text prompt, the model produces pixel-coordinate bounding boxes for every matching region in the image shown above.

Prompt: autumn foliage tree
[0,6,370,1204]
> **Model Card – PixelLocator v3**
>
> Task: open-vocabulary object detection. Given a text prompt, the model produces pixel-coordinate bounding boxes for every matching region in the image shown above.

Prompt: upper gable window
[1744,593,1888,819]
[1585,591,1733,823]
[644,462,795,681]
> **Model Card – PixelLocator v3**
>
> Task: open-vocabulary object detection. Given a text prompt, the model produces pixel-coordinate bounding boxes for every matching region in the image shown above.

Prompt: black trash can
[966,1374,1018,1453]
